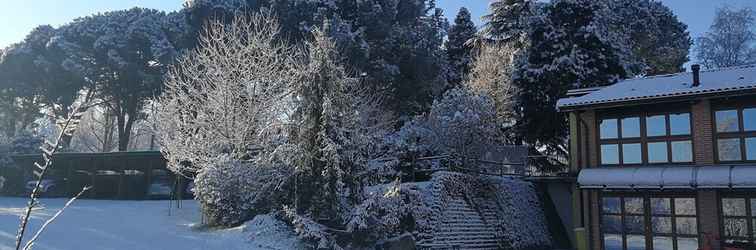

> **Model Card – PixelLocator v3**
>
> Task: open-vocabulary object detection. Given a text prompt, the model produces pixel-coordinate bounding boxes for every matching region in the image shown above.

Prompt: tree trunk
[117,115,135,151]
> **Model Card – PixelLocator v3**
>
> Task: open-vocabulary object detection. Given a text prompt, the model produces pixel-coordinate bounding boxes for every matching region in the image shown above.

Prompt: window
[602,195,698,250]
[714,107,756,163]
[721,196,756,249]
[600,116,641,165]
[599,111,692,166]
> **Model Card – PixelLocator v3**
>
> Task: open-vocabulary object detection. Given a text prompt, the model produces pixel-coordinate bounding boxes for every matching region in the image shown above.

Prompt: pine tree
[482,0,538,45]
[291,30,362,221]
[446,7,478,87]
[182,0,449,118]
[604,0,692,75]
[513,0,626,164]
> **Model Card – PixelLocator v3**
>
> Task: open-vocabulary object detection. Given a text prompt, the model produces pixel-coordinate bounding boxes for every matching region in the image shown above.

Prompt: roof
[577,165,756,189]
[557,65,756,110]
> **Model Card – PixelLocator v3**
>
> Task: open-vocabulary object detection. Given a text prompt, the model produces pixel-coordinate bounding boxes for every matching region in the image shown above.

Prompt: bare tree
[153,12,304,175]
[466,43,519,132]
[696,6,756,69]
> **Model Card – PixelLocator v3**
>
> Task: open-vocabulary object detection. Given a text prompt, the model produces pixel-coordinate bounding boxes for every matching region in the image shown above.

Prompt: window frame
[597,109,694,167]
[713,104,756,164]
[719,193,756,248]
[600,193,700,250]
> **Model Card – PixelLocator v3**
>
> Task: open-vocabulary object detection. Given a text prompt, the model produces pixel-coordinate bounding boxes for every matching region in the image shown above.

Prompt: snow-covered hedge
[193,156,273,227]
[346,181,431,246]
[486,175,553,250]
[357,171,553,249]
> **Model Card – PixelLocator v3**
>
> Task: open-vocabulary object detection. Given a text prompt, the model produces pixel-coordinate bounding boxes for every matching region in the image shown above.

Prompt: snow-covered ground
[0,197,305,250]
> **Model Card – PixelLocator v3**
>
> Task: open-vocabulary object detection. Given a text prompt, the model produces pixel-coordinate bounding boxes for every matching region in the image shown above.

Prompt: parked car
[147,170,174,199]
[25,178,66,197]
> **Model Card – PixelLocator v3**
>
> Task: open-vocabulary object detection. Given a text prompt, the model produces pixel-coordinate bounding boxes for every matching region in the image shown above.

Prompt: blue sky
[2,0,756,63]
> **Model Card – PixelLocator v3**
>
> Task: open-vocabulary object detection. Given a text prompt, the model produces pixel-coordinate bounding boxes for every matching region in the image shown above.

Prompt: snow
[0,198,305,250]
[558,64,756,109]
[413,172,552,249]
[578,165,756,189]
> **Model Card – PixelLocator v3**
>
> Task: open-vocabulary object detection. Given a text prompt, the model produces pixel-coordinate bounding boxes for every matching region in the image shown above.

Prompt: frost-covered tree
[446,7,478,87]
[390,87,499,164]
[154,12,304,226]
[59,8,186,151]
[466,43,519,141]
[696,6,756,69]
[182,0,449,117]
[286,29,364,221]
[424,88,498,161]
[155,12,301,175]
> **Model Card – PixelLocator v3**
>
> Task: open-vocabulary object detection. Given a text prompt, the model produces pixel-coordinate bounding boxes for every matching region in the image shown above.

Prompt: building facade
[558,65,756,250]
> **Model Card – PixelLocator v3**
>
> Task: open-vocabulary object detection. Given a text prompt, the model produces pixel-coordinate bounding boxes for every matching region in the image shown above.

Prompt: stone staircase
[422,195,501,249]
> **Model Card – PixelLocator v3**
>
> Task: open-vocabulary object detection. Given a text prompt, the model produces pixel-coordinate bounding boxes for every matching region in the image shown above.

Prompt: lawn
[0,197,301,250]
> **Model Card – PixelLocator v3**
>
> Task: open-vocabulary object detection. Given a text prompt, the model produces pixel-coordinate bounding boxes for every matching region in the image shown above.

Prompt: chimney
[691,64,701,87]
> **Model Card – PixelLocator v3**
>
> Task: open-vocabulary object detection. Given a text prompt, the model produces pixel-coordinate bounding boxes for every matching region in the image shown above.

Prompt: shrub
[193,156,270,227]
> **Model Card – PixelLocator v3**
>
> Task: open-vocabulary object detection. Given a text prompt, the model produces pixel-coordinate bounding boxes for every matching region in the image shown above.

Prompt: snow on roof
[557,65,756,110]
[577,165,756,189]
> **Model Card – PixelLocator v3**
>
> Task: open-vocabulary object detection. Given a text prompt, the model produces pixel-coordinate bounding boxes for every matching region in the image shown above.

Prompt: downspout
[576,111,592,250]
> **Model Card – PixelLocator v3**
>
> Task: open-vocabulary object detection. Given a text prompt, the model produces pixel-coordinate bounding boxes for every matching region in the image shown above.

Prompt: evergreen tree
[182,0,449,118]
[0,26,89,145]
[446,7,477,87]
[604,0,692,75]
[58,8,186,151]
[482,0,539,45]
[290,30,362,221]
[513,0,626,163]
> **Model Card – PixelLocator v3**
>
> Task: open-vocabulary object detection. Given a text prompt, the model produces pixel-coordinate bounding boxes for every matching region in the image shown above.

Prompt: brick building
[558,65,756,250]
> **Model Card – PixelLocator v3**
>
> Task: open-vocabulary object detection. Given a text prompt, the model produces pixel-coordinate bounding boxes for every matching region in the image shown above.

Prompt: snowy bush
[486,176,552,250]
[385,87,499,169]
[281,206,341,250]
[244,214,309,249]
[345,181,427,246]
[193,155,281,227]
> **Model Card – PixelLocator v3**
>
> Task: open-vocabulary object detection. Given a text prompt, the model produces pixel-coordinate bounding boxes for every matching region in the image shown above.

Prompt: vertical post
[90,156,97,198]
[116,158,125,200]
[144,159,153,200]
[65,159,72,197]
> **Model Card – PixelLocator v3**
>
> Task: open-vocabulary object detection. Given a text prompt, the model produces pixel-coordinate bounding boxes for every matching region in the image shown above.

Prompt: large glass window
[600,116,642,165]
[602,195,698,250]
[721,196,756,249]
[715,106,756,163]
[599,111,692,166]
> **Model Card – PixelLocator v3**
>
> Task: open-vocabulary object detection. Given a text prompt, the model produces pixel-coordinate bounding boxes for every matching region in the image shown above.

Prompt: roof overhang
[558,88,756,112]
[577,165,756,189]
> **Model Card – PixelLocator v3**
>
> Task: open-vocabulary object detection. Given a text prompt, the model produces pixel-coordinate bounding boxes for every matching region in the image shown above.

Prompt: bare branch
[22,186,92,250]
